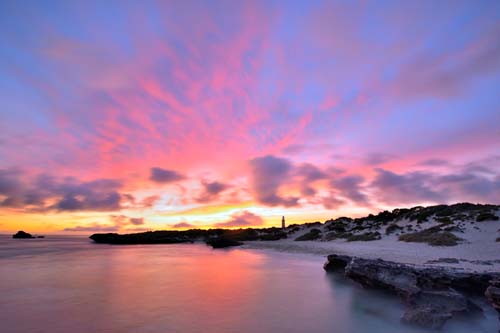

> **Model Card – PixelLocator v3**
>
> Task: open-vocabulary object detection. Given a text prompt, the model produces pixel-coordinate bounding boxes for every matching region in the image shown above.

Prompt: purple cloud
[150,167,184,183]
[322,195,345,210]
[370,169,444,205]
[370,168,500,205]
[64,223,119,232]
[249,155,298,207]
[129,217,144,225]
[418,159,450,167]
[171,222,195,229]
[363,153,396,166]
[331,175,369,205]
[0,169,124,212]
[109,215,145,226]
[196,180,229,203]
[214,211,264,228]
[295,163,328,196]
[64,214,145,232]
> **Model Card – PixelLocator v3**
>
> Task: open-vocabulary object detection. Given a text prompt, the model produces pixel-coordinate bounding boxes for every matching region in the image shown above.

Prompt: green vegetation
[347,232,381,242]
[385,224,402,235]
[294,228,322,241]
[324,231,353,241]
[435,216,453,225]
[399,226,461,246]
[325,221,347,232]
[476,212,499,222]
[206,237,243,248]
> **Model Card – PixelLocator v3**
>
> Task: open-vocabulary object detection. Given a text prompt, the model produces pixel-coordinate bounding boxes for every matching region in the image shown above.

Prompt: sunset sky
[0,0,499,234]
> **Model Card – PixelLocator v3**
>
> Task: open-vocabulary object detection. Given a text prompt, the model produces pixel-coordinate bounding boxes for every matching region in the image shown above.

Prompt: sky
[0,0,499,234]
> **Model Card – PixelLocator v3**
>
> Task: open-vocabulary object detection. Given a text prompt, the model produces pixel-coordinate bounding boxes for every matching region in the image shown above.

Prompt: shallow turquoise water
[0,235,497,333]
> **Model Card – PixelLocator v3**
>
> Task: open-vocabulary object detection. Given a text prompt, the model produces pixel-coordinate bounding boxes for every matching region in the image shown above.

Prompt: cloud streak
[214,211,264,228]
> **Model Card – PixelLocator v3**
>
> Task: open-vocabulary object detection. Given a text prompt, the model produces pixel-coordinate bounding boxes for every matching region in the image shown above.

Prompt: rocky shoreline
[324,254,500,329]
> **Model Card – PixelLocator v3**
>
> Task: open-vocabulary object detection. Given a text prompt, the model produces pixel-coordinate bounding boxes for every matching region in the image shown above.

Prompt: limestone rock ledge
[324,254,499,329]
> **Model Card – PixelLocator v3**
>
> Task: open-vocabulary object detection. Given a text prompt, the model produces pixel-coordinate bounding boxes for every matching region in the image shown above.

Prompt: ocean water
[0,235,497,333]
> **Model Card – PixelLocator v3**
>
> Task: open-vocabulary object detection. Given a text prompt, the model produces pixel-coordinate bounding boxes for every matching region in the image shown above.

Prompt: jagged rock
[402,290,482,329]
[205,237,243,248]
[426,257,460,264]
[323,254,351,272]
[324,255,498,329]
[401,307,452,329]
[12,231,34,239]
[345,258,420,296]
[485,279,500,316]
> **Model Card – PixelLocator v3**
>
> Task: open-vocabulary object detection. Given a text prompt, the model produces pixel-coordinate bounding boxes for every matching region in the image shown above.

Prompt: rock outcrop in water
[205,237,243,248]
[324,254,499,329]
[485,279,500,318]
[12,231,35,239]
[89,232,194,244]
[89,227,287,245]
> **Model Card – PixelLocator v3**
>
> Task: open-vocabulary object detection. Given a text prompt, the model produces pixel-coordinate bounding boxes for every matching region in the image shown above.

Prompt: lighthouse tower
[281,216,285,230]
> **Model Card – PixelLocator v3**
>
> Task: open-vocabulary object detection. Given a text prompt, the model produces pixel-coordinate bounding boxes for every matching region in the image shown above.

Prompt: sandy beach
[244,216,500,273]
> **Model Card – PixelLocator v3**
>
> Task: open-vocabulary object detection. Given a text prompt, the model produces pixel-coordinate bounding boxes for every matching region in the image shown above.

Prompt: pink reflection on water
[0,237,497,333]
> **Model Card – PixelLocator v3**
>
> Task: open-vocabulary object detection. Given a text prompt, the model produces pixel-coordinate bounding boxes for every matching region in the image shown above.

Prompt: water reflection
[0,236,497,333]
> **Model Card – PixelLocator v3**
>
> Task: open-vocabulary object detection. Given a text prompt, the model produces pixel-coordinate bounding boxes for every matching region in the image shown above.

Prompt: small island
[12,230,44,239]
[13,230,34,239]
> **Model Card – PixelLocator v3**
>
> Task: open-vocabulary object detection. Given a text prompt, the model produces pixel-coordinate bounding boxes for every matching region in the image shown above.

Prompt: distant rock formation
[205,237,243,249]
[12,231,35,239]
[89,227,287,245]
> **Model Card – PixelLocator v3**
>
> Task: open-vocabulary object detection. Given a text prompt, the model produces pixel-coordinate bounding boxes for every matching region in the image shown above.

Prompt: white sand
[243,218,500,273]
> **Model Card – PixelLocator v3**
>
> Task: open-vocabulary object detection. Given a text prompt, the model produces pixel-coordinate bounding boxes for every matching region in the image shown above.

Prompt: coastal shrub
[399,227,461,246]
[324,231,353,241]
[372,210,397,224]
[295,228,322,241]
[324,232,338,241]
[476,212,499,222]
[444,226,462,233]
[206,237,243,248]
[325,222,346,232]
[391,208,410,219]
[385,224,402,235]
[436,217,453,225]
[305,221,322,228]
[435,206,455,217]
[347,232,381,242]
[225,228,259,241]
[451,214,467,222]
[259,232,287,241]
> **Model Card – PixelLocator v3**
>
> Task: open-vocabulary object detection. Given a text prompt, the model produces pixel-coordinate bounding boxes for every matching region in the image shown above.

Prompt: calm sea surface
[0,235,497,333]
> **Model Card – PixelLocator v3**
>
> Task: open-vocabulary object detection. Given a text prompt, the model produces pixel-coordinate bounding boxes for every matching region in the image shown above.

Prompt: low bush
[476,212,499,222]
[347,232,381,242]
[324,231,353,241]
[385,224,402,235]
[259,232,287,241]
[399,227,461,246]
[295,228,322,241]
[435,216,453,225]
